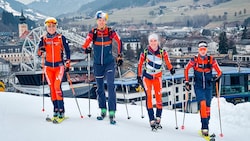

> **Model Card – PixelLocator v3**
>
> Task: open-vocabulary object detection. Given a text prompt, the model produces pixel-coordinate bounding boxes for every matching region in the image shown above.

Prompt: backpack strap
[92,27,112,44]
[194,55,212,69]
[92,28,97,44]
[144,48,164,61]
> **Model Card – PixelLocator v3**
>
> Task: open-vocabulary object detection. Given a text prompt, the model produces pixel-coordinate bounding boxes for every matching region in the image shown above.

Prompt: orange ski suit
[184,54,222,130]
[38,33,70,113]
[138,46,173,121]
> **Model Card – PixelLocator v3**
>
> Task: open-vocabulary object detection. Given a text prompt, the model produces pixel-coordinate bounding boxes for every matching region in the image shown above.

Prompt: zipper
[52,39,54,68]
[101,32,104,65]
[202,58,205,89]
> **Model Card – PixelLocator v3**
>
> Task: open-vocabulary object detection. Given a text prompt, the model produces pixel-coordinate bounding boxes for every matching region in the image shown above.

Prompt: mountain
[0,0,47,21]
[27,0,94,17]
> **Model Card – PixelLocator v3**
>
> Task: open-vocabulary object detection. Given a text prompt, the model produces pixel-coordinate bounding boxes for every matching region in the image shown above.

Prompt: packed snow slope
[0,92,249,141]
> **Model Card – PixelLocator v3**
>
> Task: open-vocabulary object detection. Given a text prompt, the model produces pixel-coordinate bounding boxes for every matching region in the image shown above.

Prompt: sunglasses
[47,24,57,28]
[198,47,207,52]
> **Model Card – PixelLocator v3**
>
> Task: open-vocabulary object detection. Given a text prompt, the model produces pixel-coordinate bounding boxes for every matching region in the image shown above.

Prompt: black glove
[184,81,191,91]
[65,60,70,72]
[137,76,143,85]
[38,47,45,56]
[212,75,221,82]
[65,67,69,72]
[85,47,92,54]
[40,47,46,52]
[170,68,175,75]
[116,54,123,66]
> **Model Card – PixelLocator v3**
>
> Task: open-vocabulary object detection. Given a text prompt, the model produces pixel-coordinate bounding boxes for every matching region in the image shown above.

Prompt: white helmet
[95,11,108,21]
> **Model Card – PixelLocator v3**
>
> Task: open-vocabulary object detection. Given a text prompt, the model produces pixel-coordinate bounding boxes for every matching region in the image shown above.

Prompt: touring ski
[198,130,216,141]
[46,116,68,124]
[52,117,68,124]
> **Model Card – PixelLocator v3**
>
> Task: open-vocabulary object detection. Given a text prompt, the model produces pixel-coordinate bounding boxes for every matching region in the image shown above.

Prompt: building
[0,45,24,65]
[18,10,28,38]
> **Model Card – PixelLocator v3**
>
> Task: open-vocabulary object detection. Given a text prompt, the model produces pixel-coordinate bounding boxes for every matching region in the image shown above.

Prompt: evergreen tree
[228,39,237,55]
[218,31,228,54]
[241,26,248,40]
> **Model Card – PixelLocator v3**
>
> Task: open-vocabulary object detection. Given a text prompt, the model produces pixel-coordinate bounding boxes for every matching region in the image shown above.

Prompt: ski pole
[139,84,145,118]
[172,75,178,130]
[87,53,91,117]
[216,79,224,137]
[181,89,189,130]
[66,72,84,118]
[41,53,45,112]
[118,66,131,119]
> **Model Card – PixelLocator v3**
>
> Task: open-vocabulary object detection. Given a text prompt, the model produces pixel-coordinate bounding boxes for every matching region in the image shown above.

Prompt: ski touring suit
[184,55,222,131]
[82,26,122,112]
[38,33,70,116]
[138,46,173,122]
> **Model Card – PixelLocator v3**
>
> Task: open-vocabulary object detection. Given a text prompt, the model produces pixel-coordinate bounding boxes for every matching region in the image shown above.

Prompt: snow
[0,92,249,141]
[0,0,20,16]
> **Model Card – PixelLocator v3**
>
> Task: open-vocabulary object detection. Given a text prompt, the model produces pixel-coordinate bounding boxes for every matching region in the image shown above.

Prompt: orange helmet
[44,17,57,26]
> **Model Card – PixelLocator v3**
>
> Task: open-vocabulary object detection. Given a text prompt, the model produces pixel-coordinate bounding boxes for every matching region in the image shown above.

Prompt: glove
[38,47,45,56]
[170,68,175,75]
[184,81,191,91]
[116,54,123,66]
[137,76,143,85]
[65,60,70,72]
[212,75,221,82]
[85,47,92,54]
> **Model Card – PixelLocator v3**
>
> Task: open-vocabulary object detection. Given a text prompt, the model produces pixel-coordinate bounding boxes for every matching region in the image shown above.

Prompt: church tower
[18,10,28,38]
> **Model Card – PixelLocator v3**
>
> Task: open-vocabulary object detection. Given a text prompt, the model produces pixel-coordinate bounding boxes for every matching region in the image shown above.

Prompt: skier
[137,33,175,130]
[82,11,123,124]
[184,41,222,136]
[38,17,71,121]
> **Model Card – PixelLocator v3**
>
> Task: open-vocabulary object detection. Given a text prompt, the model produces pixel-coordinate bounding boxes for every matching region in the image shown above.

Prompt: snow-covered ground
[0,92,249,141]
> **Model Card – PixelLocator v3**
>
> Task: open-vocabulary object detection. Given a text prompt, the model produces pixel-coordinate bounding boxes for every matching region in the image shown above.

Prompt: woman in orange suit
[38,17,70,120]
[137,33,175,130]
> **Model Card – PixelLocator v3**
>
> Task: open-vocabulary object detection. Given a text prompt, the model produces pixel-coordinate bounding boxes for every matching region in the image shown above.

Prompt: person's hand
[38,47,45,56]
[65,60,70,72]
[184,81,191,91]
[85,47,92,54]
[170,68,175,75]
[212,75,221,82]
[116,54,123,66]
[137,76,143,85]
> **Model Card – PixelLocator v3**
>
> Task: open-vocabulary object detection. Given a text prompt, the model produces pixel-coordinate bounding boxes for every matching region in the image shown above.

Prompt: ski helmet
[95,11,108,21]
[44,17,58,26]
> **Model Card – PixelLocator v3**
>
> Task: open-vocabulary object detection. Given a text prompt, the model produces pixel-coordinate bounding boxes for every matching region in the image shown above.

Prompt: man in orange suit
[184,41,222,136]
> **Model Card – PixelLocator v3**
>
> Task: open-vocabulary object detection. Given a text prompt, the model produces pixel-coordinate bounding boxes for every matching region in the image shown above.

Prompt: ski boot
[97,108,107,120]
[109,111,116,125]
[53,112,65,124]
[150,120,157,131]
[155,117,162,129]
[201,129,209,137]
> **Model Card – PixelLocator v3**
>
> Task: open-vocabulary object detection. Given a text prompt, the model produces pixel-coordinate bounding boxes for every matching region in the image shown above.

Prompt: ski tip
[181,125,185,130]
